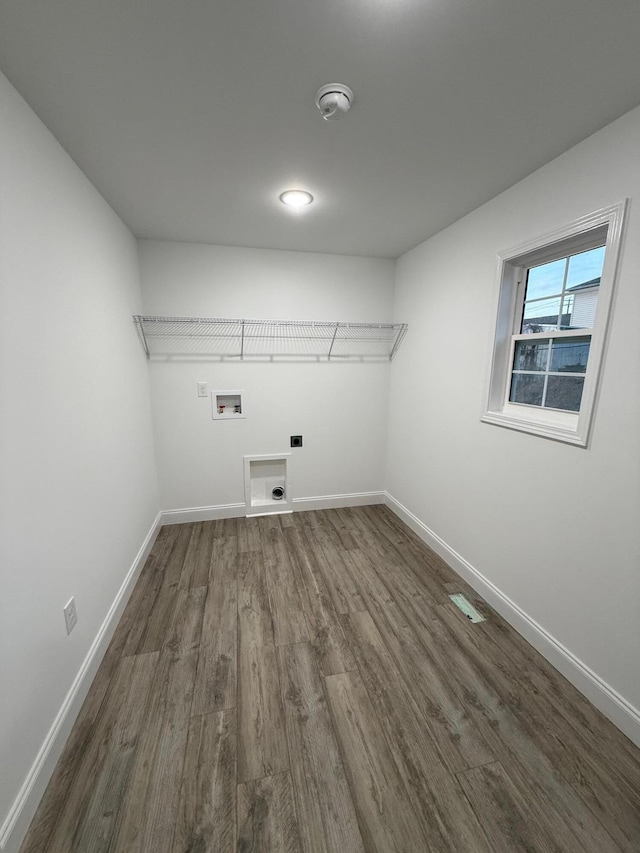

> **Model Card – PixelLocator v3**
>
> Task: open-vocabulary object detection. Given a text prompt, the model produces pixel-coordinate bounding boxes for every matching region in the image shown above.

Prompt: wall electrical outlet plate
[290,435,303,448]
[63,597,78,634]
[197,381,208,397]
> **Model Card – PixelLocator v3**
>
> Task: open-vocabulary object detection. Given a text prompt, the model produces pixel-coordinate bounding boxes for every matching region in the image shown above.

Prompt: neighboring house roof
[567,276,601,292]
[524,314,571,327]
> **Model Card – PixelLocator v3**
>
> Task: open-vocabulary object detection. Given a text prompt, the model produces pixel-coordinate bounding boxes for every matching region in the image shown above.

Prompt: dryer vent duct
[272,486,285,500]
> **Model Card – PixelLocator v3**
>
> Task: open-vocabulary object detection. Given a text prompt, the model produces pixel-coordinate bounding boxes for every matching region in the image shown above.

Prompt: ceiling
[2,0,640,259]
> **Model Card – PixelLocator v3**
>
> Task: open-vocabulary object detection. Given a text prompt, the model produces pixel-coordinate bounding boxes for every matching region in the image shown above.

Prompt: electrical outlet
[63,597,78,635]
[197,381,208,398]
[290,435,303,448]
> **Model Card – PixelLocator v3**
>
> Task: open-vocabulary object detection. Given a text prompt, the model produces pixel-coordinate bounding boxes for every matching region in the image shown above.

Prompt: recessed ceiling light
[279,189,314,208]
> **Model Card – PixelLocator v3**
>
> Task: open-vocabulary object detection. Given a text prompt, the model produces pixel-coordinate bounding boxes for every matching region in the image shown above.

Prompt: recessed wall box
[244,454,292,516]
[212,390,245,420]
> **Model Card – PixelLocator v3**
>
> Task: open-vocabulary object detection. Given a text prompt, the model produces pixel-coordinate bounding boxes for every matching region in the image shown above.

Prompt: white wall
[139,242,395,513]
[387,105,640,739]
[0,73,159,850]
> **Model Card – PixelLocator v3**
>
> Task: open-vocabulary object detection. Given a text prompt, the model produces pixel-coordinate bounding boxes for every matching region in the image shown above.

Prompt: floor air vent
[449,593,486,623]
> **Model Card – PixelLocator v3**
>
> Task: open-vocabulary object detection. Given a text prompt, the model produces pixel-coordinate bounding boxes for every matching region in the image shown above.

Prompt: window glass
[513,339,549,371]
[521,246,605,333]
[549,337,590,373]
[566,246,605,289]
[510,373,544,406]
[516,244,605,408]
[521,297,563,332]
[565,246,604,330]
[545,376,585,411]
[525,259,565,301]
[560,294,575,327]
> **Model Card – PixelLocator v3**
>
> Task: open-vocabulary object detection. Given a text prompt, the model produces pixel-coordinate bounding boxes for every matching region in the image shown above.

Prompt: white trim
[0,512,162,853]
[293,491,385,512]
[243,509,294,518]
[384,492,640,748]
[480,410,586,445]
[159,492,385,524]
[160,502,246,525]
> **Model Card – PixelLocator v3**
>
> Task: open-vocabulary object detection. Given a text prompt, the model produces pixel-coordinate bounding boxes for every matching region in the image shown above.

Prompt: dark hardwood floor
[20,506,640,852]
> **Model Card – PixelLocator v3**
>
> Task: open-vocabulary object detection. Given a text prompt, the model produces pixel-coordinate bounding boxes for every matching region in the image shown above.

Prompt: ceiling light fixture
[279,189,314,208]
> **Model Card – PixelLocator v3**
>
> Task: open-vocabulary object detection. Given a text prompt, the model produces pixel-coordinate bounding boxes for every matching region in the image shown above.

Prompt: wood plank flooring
[20,506,640,853]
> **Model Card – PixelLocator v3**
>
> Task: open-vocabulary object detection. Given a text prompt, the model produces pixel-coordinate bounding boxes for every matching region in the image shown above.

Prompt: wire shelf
[133,316,408,361]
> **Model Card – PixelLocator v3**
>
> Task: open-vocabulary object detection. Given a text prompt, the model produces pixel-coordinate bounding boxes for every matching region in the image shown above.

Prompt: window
[509,245,604,413]
[482,202,626,446]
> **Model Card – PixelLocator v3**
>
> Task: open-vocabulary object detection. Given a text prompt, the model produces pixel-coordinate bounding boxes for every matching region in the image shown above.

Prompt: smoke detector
[315,84,353,121]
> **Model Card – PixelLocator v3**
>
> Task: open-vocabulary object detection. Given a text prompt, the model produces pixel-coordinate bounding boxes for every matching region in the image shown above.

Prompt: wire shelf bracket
[133,316,408,361]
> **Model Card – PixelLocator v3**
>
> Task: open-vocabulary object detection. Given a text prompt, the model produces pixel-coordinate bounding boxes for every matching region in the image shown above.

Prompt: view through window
[509,246,605,412]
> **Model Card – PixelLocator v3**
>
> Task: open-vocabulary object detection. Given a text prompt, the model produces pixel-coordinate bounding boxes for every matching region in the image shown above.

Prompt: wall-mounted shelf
[133,316,408,361]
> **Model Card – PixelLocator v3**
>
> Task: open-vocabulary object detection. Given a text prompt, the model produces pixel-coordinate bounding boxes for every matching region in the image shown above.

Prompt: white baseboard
[160,492,385,524]
[160,503,246,525]
[293,491,385,512]
[384,492,640,749]
[0,512,162,853]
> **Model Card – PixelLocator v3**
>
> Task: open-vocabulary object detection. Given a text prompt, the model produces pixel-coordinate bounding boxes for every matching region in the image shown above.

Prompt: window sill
[481,408,587,446]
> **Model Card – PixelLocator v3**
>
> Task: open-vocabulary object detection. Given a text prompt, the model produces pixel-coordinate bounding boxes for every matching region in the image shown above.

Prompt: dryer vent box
[244,454,292,516]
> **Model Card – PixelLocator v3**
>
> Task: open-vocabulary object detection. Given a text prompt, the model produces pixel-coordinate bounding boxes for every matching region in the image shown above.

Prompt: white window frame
[482,201,627,447]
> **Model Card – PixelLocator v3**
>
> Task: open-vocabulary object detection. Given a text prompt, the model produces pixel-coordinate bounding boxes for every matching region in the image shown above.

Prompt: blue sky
[526,246,605,301]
